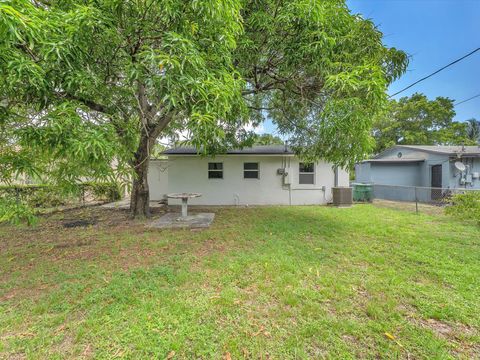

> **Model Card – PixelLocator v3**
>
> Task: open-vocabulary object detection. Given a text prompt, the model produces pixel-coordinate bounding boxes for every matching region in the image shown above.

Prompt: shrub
[445,191,480,225]
[27,186,68,207]
[0,198,37,226]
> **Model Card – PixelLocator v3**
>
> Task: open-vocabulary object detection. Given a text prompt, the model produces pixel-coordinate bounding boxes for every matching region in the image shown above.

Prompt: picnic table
[167,192,202,218]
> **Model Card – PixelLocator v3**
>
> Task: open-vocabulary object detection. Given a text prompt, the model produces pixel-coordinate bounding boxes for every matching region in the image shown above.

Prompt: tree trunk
[129,108,173,218]
[130,134,152,218]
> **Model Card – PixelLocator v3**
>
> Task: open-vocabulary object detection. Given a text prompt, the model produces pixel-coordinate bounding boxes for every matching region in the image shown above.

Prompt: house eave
[362,159,425,164]
[165,153,295,157]
[386,145,480,157]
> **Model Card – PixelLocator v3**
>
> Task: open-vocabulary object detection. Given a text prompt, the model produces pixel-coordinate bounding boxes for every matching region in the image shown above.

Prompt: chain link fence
[355,183,479,215]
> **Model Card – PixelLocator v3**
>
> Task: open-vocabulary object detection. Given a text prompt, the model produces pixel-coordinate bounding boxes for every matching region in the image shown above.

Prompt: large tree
[372,93,476,153]
[1,0,407,218]
[466,118,480,143]
[253,133,284,145]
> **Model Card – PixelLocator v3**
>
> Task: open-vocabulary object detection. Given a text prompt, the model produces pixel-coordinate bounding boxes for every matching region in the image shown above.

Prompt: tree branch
[60,93,110,114]
[241,81,278,96]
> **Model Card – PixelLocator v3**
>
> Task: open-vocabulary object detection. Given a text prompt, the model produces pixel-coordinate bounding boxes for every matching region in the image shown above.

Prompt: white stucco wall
[147,159,169,201]
[148,155,348,205]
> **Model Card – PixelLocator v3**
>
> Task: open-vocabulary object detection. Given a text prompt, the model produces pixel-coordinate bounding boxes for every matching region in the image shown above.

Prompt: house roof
[163,145,294,156]
[387,145,480,156]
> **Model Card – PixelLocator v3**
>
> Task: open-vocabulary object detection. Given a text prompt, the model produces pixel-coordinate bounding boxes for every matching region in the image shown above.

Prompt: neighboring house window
[244,162,259,179]
[299,162,315,184]
[208,162,223,179]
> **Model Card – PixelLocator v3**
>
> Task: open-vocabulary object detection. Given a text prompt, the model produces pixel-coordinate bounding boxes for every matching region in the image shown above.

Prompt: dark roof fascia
[163,147,294,156]
[165,152,295,156]
[363,159,425,164]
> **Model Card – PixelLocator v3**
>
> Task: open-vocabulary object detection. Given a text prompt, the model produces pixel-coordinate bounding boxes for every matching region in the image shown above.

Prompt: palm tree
[466,118,480,142]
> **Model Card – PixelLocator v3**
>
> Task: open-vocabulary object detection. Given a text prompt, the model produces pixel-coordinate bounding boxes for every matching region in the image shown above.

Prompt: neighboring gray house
[355,145,480,201]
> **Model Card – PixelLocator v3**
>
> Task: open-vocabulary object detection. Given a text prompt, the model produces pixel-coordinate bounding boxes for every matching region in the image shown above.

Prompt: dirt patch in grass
[0,283,57,302]
[4,353,27,360]
[372,199,445,216]
[418,318,477,340]
[1,206,164,247]
[53,239,94,249]
[0,207,167,299]
[422,318,456,337]
[1,206,236,302]
[193,238,227,258]
[62,218,98,228]
[50,333,76,357]
[404,314,480,357]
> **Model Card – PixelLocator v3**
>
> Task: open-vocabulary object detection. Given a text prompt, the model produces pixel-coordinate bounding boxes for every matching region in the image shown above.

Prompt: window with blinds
[244,162,259,179]
[208,162,223,179]
[299,162,314,184]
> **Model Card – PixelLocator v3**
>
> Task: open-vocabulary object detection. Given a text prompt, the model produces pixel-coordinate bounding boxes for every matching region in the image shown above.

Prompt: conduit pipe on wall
[280,156,293,205]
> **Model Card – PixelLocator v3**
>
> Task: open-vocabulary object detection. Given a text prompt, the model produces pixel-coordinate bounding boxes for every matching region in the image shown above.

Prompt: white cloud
[244,122,265,134]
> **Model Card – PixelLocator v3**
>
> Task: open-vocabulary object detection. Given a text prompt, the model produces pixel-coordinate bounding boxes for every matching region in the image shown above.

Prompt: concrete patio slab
[148,212,215,229]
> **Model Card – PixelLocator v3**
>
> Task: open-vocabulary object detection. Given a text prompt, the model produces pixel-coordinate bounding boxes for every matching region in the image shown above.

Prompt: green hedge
[0,182,121,208]
[80,182,122,203]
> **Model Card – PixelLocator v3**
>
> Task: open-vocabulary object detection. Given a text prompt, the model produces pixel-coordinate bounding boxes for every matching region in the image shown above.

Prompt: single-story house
[355,145,480,201]
[148,145,349,206]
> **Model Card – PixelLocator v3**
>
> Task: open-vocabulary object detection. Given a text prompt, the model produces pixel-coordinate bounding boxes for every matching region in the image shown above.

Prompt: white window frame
[243,162,260,179]
[208,162,223,179]
[299,162,315,185]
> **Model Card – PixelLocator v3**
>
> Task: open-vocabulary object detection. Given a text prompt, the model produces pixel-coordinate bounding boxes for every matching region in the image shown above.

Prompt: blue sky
[261,0,480,135]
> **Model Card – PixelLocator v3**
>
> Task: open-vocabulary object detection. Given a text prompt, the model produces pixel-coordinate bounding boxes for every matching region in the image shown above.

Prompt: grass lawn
[0,205,479,359]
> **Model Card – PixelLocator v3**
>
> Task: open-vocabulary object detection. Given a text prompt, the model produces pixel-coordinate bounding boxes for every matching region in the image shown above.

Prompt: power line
[454,93,480,107]
[389,47,480,98]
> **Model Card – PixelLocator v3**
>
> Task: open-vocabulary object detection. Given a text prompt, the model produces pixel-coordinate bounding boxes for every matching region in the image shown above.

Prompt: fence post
[414,186,418,214]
